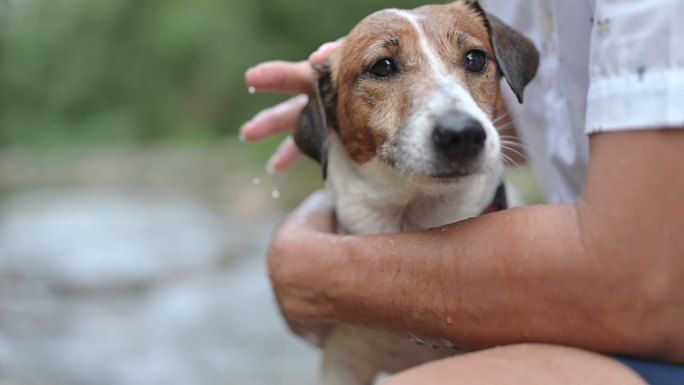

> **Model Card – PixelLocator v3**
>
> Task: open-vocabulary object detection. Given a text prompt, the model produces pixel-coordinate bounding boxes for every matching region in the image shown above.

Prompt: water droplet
[271,188,281,199]
[248,86,256,94]
[446,315,453,324]
[252,177,261,186]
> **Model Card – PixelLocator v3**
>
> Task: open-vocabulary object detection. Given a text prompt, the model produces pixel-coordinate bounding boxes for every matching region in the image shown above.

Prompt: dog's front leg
[321,325,382,385]
[321,325,450,385]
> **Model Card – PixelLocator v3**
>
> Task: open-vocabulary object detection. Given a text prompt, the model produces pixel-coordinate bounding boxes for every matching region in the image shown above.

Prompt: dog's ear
[293,63,337,179]
[468,2,539,103]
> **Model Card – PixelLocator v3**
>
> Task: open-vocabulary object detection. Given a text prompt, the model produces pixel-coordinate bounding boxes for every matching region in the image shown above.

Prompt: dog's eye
[368,59,397,78]
[464,50,487,73]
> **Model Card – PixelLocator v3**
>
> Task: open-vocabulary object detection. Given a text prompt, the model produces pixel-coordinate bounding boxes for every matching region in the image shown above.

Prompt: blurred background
[0,0,543,384]
[0,0,433,384]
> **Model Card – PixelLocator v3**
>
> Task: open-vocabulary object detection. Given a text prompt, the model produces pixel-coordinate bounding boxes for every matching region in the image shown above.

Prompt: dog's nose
[432,114,487,160]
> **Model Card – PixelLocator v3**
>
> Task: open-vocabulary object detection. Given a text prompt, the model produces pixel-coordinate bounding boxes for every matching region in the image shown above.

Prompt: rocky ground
[0,143,323,385]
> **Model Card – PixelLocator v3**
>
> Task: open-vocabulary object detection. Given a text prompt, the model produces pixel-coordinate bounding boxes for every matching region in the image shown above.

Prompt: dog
[292,1,539,384]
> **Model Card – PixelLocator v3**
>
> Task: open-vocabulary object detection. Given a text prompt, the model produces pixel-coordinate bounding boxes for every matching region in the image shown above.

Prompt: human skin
[241,47,684,382]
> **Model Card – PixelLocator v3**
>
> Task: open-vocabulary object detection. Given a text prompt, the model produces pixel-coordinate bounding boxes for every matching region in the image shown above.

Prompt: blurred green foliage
[0,0,431,148]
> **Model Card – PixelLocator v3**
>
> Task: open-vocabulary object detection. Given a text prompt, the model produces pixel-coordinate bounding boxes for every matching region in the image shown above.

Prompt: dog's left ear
[468,1,539,103]
[293,63,337,179]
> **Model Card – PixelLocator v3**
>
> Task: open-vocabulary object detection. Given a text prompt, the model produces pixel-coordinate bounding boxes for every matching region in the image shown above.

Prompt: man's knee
[383,343,647,385]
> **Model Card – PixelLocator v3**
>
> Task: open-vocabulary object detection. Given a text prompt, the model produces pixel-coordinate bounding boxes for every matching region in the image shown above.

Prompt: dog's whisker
[502,144,527,154]
[498,136,526,143]
[502,152,516,164]
[499,135,545,148]
[501,145,527,154]
[491,111,511,125]
[495,126,516,134]
[500,139,529,152]
[501,145,528,162]
[494,121,516,131]
[500,144,529,157]
[499,139,526,147]
[501,153,521,168]
[502,151,527,166]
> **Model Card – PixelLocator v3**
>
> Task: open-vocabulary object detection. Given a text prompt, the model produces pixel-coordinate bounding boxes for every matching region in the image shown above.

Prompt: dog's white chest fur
[327,136,501,234]
[320,136,503,385]
[288,1,540,382]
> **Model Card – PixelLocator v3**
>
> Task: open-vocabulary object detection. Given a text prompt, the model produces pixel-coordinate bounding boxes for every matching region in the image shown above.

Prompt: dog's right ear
[293,63,337,179]
[484,12,539,104]
[464,1,539,103]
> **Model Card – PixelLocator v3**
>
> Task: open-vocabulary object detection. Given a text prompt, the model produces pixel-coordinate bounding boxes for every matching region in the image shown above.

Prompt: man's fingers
[266,136,304,174]
[245,60,313,94]
[240,96,306,173]
[243,45,343,172]
[308,39,344,65]
[240,94,308,141]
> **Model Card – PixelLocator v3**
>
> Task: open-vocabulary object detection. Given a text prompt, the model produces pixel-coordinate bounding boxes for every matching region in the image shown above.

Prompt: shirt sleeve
[585,0,684,134]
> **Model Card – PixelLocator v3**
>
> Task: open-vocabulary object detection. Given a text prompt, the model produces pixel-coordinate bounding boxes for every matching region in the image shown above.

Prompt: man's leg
[384,343,647,385]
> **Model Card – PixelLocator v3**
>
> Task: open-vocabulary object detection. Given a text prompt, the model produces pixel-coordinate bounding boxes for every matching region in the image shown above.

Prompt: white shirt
[481,0,684,204]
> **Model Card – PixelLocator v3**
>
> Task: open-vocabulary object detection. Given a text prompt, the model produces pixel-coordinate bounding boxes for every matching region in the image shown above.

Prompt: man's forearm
[329,204,627,350]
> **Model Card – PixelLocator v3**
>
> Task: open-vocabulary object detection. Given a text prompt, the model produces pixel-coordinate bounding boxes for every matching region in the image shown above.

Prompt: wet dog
[293,1,538,383]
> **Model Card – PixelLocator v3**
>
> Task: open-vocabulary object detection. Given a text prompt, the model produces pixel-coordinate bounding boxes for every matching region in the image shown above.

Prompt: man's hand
[268,190,338,346]
[243,41,343,344]
[241,41,342,173]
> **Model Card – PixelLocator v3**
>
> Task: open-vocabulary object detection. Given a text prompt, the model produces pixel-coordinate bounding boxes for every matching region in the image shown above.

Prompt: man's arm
[268,129,684,362]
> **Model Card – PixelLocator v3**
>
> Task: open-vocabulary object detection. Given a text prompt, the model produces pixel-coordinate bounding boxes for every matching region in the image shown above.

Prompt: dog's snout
[432,114,487,160]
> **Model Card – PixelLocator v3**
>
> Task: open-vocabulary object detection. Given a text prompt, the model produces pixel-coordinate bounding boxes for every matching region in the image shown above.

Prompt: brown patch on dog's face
[329,1,503,165]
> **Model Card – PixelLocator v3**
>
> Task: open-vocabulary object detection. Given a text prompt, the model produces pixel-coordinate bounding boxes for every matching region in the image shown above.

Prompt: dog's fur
[293,1,538,384]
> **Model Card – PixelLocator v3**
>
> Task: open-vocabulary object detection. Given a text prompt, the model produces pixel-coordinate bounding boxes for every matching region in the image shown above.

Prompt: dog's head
[294,0,538,182]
